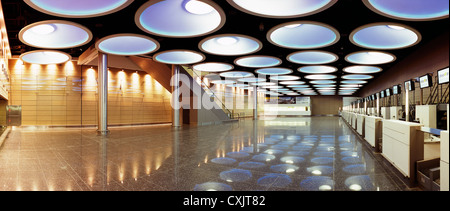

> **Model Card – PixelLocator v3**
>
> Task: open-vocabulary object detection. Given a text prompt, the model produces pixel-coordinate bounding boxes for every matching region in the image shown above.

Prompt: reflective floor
[0,117,413,191]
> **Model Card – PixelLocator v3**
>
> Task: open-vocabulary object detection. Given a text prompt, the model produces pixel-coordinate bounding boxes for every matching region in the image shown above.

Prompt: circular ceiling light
[341,80,368,84]
[154,50,205,65]
[298,65,338,74]
[288,85,310,88]
[280,81,306,85]
[135,0,226,38]
[350,23,421,49]
[220,71,254,78]
[19,20,92,49]
[211,80,236,85]
[305,74,337,80]
[269,75,301,81]
[343,65,383,74]
[96,34,159,56]
[345,51,396,65]
[237,77,267,83]
[23,0,133,18]
[342,74,374,80]
[20,50,71,65]
[199,34,262,56]
[268,21,340,49]
[310,80,336,84]
[313,84,336,88]
[256,68,293,75]
[226,0,337,18]
[363,0,449,21]
[235,55,282,68]
[227,84,250,88]
[193,62,234,72]
[287,51,338,65]
[251,82,276,86]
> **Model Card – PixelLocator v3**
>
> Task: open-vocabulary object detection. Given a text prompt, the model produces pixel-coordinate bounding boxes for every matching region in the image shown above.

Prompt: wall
[8,59,172,126]
[311,96,343,116]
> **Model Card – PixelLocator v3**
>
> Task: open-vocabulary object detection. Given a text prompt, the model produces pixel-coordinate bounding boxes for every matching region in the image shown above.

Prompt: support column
[172,65,181,127]
[253,86,258,120]
[97,52,109,135]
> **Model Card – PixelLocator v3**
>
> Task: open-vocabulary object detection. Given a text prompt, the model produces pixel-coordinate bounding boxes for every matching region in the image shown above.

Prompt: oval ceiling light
[341,80,368,84]
[343,65,383,74]
[135,0,226,38]
[269,75,301,81]
[280,81,306,85]
[19,20,92,49]
[211,80,236,85]
[23,0,133,18]
[287,51,338,65]
[342,74,374,80]
[288,85,309,88]
[226,0,337,18]
[154,50,205,65]
[237,77,267,83]
[251,82,276,86]
[362,0,449,21]
[199,34,262,56]
[220,71,254,78]
[350,23,421,49]
[193,62,234,72]
[268,21,340,49]
[96,34,159,56]
[235,55,282,68]
[313,84,336,88]
[345,51,396,65]
[310,80,336,84]
[256,68,293,75]
[298,65,338,74]
[20,50,71,65]
[305,74,337,80]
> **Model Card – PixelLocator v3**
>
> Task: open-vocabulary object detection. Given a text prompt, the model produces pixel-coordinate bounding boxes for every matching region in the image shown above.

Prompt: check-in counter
[351,113,357,130]
[357,114,366,137]
[381,107,390,119]
[382,120,424,182]
[365,116,382,152]
[441,131,449,191]
[390,106,402,120]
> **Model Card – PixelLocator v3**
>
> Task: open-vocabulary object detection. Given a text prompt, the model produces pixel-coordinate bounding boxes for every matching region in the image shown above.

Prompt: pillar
[172,65,181,127]
[253,86,258,120]
[97,52,109,135]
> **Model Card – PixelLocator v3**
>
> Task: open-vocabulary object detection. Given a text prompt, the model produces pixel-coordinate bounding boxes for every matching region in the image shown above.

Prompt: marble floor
[0,117,414,191]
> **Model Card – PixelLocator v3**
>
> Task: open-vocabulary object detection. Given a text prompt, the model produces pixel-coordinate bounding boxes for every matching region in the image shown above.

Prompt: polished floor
[0,117,413,191]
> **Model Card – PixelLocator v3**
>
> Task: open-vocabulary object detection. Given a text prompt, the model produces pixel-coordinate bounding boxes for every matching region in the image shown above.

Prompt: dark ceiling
[2,0,449,96]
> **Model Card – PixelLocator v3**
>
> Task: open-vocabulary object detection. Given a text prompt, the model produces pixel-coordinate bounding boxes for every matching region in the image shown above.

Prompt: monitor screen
[405,80,415,91]
[393,85,401,95]
[385,88,391,97]
[419,74,432,89]
[438,67,449,84]
[380,90,385,98]
[372,94,375,100]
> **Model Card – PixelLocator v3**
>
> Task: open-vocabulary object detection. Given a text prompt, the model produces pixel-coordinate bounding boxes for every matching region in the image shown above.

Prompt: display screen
[393,85,400,95]
[380,90,385,98]
[405,80,415,91]
[372,94,375,100]
[419,74,432,88]
[385,88,391,97]
[438,67,449,84]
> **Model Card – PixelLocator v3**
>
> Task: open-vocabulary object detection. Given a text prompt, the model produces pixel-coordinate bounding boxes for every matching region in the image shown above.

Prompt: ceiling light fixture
[216,36,239,45]
[30,24,55,35]
[184,0,215,15]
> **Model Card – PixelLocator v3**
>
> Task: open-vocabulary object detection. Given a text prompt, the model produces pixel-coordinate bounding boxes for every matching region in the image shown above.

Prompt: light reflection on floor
[0,117,409,191]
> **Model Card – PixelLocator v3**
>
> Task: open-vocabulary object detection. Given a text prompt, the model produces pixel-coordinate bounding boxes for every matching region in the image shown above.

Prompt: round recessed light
[135,0,225,38]
[211,80,236,85]
[193,62,234,72]
[226,0,338,18]
[256,68,293,75]
[235,55,282,68]
[220,71,254,78]
[363,0,449,21]
[343,65,383,74]
[305,74,337,80]
[310,80,336,84]
[251,82,276,86]
[20,50,71,65]
[342,74,374,80]
[19,20,92,49]
[237,77,267,83]
[298,66,338,74]
[345,51,396,65]
[23,0,134,18]
[350,23,421,49]
[268,21,340,49]
[287,51,338,65]
[199,34,262,56]
[154,50,205,65]
[280,81,306,85]
[313,84,336,88]
[341,80,368,84]
[96,34,160,56]
[288,85,310,88]
[269,75,301,81]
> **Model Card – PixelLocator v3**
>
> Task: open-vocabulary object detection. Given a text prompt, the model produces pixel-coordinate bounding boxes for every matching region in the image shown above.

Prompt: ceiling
[2,0,449,96]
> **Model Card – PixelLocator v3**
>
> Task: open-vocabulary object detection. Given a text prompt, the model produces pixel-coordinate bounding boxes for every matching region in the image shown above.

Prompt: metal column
[172,65,181,127]
[253,86,258,120]
[97,52,110,135]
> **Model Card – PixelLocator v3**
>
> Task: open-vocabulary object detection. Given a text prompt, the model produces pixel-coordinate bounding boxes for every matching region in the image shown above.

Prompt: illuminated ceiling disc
[341,80,368,84]
[20,50,71,65]
[298,66,338,74]
[237,77,267,83]
[19,20,92,49]
[343,65,383,74]
[288,85,310,88]
[251,82,276,86]
[268,21,340,49]
[287,51,338,65]
[342,74,374,80]
[199,34,262,56]
[256,68,293,75]
[220,71,254,78]
[363,0,449,21]
[350,23,421,49]
[345,51,396,65]
[269,75,301,81]
[310,80,336,84]
[211,80,236,85]
[193,62,234,72]
[235,55,282,68]
[226,0,337,18]
[305,74,337,80]
[280,81,306,85]
[153,50,205,65]
[23,0,134,18]
[135,0,226,38]
[96,34,159,56]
